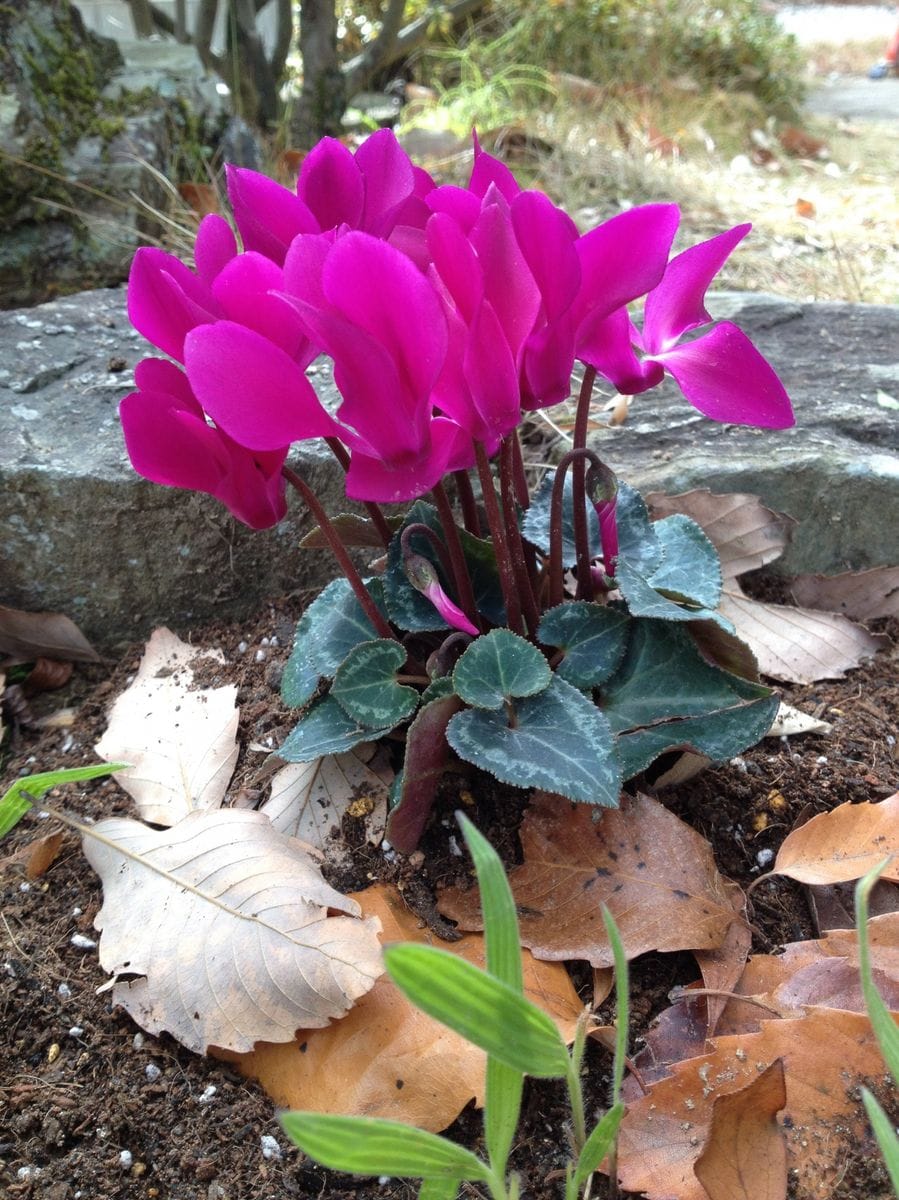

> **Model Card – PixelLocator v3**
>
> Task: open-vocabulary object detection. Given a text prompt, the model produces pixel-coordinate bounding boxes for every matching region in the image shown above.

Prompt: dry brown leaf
[792,566,899,621]
[217,882,583,1132]
[82,809,383,1054]
[26,831,65,879]
[95,628,239,826]
[617,1009,892,1200]
[260,746,390,853]
[768,793,899,886]
[645,491,887,682]
[693,878,752,1036]
[0,605,99,665]
[718,589,886,683]
[693,1059,787,1200]
[439,792,736,966]
[645,490,794,581]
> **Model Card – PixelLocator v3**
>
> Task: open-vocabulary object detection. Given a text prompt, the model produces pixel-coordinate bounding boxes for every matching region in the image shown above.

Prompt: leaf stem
[509,428,530,510]
[324,438,393,549]
[474,442,524,635]
[282,466,396,642]
[454,468,482,537]
[431,481,481,630]
[571,369,597,600]
[499,437,540,638]
[548,448,602,610]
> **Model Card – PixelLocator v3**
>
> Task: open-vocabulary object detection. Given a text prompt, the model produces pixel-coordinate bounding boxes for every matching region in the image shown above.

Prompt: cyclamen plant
[123,129,794,851]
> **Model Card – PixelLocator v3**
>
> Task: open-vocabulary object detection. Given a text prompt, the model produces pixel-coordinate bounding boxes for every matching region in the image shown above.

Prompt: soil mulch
[1,592,897,1200]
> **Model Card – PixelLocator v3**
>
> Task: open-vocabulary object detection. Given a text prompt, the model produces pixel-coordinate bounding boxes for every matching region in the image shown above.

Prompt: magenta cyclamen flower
[120,358,288,528]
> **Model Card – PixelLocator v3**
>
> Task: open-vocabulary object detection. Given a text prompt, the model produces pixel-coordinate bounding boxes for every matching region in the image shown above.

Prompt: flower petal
[642,223,750,353]
[469,135,521,202]
[296,137,364,230]
[651,321,795,428]
[577,307,663,394]
[194,214,238,286]
[128,247,218,361]
[120,388,228,493]
[427,211,483,325]
[576,203,680,322]
[464,300,521,441]
[423,580,479,636]
[226,165,318,263]
[470,199,540,361]
[134,357,199,411]
[511,190,580,318]
[344,418,470,503]
[184,321,338,450]
[356,128,416,235]
[212,252,313,361]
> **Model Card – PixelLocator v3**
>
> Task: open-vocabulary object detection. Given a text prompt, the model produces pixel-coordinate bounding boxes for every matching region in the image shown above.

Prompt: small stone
[144,1062,162,1082]
[197,1084,217,1104]
[70,934,97,950]
[57,982,72,998]
[131,1162,147,1178]
[238,641,248,654]
[260,1134,282,1160]
[254,648,266,663]
[19,881,31,892]
[133,1032,145,1049]
[47,1043,61,1064]
[756,848,775,868]
[119,1150,133,1170]
[17,1166,42,1182]
[68,1026,84,1038]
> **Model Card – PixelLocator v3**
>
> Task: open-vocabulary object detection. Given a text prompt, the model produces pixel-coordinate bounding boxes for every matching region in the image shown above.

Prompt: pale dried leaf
[95,628,239,826]
[653,751,712,788]
[439,792,736,966]
[82,809,383,1054]
[770,793,899,885]
[693,1059,787,1200]
[0,605,99,665]
[765,702,832,738]
[26,831,65,879]
[217,882,582,1131]
[645,490,795,581]
[719,589,887,683]
[617,1009,892,1200]
[260,745,390,852]
[792,566,899,621]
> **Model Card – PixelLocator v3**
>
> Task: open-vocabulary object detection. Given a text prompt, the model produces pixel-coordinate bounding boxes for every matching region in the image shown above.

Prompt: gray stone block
[1,288,896,650]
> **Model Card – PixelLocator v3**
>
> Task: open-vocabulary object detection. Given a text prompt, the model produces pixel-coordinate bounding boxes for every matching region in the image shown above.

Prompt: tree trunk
[291,0,346,148]
[128,0,155,37]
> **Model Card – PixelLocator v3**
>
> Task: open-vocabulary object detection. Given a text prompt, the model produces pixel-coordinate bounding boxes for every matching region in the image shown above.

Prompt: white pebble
[70,934,97,950]
[119,1150,133,1170]
[57,982,72,998]
[816,755,828,765]
[72,906,83,917]
[145,1062,161,1081]
[254,648,266,663]
[260,636,270,646]
[68,1026,84,1038]
[729,756,748,773]
[260,1134,282,1160]
[269,636,279,647]
[756,848,775,868]
[133,1032,145,1050]
[448,835,463,857]
[238,641,248,653]
[19,881,31,892]
[379,1177,392,1186]
[37,810,50,819]
[17,1167,42,1182]
[198,1084,217,1104]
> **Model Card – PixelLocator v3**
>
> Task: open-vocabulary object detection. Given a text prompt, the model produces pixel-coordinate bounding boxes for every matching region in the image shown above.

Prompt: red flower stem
[499,437,540,638]
[474,441,524,635]
[282,465,397,642]
[571,367,598,601]
[548,447,602,610]
[453,469,482,537]
[430,481,480,630]
[509,428,530,509]
[324,437,392,549]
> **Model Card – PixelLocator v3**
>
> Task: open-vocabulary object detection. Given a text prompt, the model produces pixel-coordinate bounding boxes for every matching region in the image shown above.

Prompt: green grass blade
[862,1090,899,1195]
[602,905,631,1104]
[384,943,569,1077]
[457,813,525,1175]
[856,860,899,1078]
[0,763,128,837]
[573,1102,625,1189]
[280,1113,489,1181]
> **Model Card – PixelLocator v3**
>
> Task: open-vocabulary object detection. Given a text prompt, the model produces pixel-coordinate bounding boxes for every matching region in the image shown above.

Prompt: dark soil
[1,594,897,1200]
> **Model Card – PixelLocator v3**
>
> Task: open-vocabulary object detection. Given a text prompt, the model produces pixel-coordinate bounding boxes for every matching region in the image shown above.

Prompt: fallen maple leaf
[766,793,899,886]
[96,628,239,826]
[792,566,899,621]
[82,808,383,1054]
[260,745,391,853]
[217,882,583,1131]
[617,1009,892,1200]
[439,792,737,966]
[693,1059,787,1200]
[646,490,887,682]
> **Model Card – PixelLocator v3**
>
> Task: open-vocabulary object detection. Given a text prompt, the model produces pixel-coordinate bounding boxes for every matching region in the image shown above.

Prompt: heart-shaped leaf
[615,561,720,624]
[647,514,722,609]
[453,630,551,710]
[331,640,420,727]
[537,602,631,688]
[447,677,620,806]
[282,579,388,707]
[279,696,394,762]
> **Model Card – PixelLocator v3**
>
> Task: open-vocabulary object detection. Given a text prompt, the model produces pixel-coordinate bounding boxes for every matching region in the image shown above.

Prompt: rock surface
[0,288,896,647]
